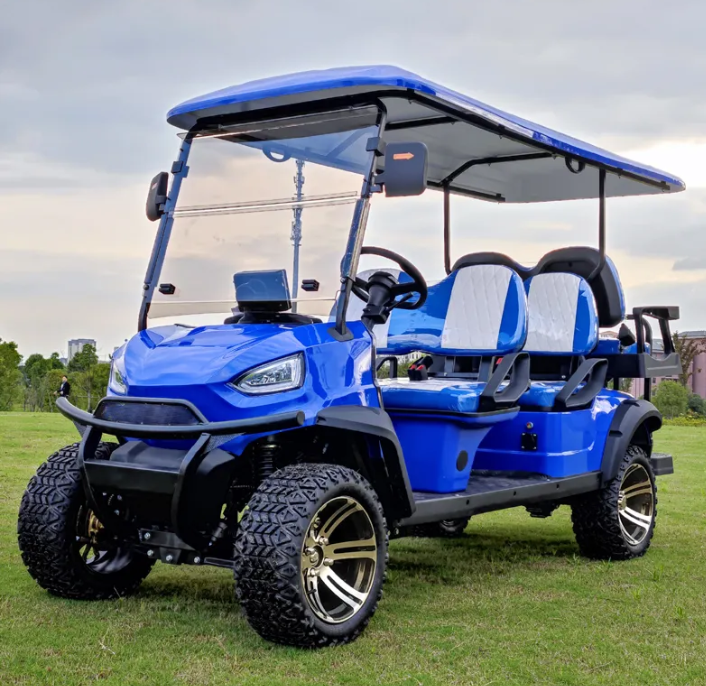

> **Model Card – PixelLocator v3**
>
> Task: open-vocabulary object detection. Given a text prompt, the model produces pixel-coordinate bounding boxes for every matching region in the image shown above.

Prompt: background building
[67,338,96,362]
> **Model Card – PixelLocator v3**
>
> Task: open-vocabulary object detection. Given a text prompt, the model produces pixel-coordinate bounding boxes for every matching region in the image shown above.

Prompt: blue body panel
[474,390,629,477]
[389,410,517,493]
[167,65,684,193]
[111,321,378,454]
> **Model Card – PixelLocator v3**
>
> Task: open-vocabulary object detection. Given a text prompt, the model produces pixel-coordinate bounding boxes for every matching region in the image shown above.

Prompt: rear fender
[601,399,662,483]
[316,406,415,521]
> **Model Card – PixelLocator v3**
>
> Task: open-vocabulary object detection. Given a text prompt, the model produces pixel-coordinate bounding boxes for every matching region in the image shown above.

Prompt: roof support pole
[588,168,608,281]
[443,184,451,274]
[599,168,606,263]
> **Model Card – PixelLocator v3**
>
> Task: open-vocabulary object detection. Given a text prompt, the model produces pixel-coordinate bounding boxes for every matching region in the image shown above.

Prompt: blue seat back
[523,273,598,355]
[348,265,527,356]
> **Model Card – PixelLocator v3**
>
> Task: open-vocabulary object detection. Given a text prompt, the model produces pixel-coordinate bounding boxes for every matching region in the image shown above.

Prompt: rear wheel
[234,463,388,647]
[17,443,154,599]
[571,445,657,560]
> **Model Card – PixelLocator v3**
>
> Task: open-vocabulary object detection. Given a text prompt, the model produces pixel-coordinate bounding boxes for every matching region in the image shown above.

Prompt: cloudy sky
[1,1,705,358]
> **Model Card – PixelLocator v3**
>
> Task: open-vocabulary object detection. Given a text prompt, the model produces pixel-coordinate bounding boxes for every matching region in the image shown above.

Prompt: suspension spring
[256,438,279,482]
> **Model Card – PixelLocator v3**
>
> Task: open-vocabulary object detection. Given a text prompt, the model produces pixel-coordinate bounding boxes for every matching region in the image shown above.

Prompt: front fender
[316,405,415,521]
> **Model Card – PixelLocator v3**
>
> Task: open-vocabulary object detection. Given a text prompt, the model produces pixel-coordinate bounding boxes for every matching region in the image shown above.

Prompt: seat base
[380,377,487,413]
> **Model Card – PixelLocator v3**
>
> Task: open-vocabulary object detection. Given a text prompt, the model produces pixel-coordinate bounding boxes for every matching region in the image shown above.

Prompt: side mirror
[146,172,169,221]
[377,142,428,197]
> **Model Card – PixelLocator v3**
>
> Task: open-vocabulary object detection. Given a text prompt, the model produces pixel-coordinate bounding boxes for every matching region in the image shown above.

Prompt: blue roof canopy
[167,65,685,203]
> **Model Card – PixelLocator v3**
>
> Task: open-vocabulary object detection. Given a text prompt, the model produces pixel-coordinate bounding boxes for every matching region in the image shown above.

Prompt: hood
[117,323,320,389]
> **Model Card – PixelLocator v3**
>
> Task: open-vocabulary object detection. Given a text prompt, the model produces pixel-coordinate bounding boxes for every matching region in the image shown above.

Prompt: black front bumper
[57,395,304,440]
[56,396,304,554]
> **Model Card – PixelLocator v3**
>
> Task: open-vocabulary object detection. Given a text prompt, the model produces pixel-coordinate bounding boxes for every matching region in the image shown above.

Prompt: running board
[400,471,601,527]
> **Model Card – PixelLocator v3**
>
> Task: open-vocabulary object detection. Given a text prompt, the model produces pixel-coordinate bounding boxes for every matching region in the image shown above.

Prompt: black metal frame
[57,396,303,440]
[57,396,304,548]
[401,471,602,526]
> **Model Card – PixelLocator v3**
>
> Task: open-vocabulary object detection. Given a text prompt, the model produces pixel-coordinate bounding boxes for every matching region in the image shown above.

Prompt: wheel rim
[301,496,377,624]
[74,504,135,575]
[617,463,655,546]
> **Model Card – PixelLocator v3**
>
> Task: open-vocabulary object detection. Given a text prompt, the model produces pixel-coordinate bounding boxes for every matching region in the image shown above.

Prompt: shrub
[652,381,689,419]
[664,413,706,427]
[687,393,706,416]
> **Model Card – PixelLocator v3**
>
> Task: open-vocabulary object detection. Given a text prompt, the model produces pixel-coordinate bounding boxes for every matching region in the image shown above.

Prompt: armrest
[478,352,530,412]
[554,358,608,411]
[629,306,680,355]
[376,356,398,378]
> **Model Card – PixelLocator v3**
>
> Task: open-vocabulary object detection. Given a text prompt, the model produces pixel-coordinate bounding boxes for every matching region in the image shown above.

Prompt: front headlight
[233,354,304,395]
[109,356,127,394]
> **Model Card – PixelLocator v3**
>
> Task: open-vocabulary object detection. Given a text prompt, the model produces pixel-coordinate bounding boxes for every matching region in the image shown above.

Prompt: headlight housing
[233,354,304,395]
[109,356,127,394]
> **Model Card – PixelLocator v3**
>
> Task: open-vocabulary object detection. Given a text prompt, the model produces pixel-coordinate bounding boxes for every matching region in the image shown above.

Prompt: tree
[672,331,706,388]
[48,352,65,370]
[21,352,66,411]
[688,393,706,416]
[652,380,689,419]
[67,344,98,373]
[0,338,23,410]
[619,378,634,394]
[44,369,66,411]
[71,362,111,412]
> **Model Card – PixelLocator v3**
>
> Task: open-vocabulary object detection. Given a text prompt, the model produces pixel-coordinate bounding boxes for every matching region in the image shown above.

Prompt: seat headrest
[532,247,625,328]
[524,273,598,355]
[451,251,531,278]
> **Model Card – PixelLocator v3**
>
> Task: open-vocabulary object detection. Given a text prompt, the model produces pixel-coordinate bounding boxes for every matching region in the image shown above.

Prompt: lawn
[1,413,705,686]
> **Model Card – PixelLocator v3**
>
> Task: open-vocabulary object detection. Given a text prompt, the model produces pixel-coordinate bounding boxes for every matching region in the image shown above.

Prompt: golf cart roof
[167,65,685,203]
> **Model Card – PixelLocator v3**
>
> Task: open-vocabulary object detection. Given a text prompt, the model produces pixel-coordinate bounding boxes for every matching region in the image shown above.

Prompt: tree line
[0,338,110,412]
[1,330,704,417]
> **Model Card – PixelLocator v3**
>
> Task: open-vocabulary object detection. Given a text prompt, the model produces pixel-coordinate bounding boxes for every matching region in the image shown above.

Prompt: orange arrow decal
[393,152,415,160]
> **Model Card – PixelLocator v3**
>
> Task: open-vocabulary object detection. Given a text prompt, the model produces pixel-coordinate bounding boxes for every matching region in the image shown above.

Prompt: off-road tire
[17,443,154,599]
[409,517,471,538]
[571,445,657,560]
[234,463,389,647]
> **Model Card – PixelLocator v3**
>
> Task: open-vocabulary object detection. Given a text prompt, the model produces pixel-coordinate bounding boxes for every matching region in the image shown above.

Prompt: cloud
[3,1,706,356]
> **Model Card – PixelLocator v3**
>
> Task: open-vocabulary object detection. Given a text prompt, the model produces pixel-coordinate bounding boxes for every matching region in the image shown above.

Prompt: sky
[1,0,705,358]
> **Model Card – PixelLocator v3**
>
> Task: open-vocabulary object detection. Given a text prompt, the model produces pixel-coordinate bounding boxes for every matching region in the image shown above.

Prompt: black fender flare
[601,399,662,483]
[316,406,415,520]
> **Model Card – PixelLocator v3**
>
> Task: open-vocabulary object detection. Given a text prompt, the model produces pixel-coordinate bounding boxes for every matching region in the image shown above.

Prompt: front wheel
[571,445,657,560]
[17,443,154,599]
[234,463,389,647]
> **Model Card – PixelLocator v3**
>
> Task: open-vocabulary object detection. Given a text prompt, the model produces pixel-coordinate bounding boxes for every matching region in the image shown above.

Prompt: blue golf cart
[18,66,684,647]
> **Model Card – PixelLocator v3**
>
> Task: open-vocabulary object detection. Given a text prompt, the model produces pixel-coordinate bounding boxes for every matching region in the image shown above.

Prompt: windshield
[149,108,378,322]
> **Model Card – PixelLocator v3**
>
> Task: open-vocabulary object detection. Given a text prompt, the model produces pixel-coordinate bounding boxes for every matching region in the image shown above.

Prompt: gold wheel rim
[618,463,654,546]
[301,496,377,624]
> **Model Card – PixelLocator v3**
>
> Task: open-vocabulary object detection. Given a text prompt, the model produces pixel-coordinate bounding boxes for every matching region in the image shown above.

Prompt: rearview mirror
[377,142,428,197]
[146,172,169,222]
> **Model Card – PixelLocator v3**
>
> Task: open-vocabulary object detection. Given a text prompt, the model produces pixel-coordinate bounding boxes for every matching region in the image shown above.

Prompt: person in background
[57,375,71,398]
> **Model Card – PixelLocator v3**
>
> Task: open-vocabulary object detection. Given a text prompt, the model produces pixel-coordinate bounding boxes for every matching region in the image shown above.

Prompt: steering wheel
[351,246,428,310]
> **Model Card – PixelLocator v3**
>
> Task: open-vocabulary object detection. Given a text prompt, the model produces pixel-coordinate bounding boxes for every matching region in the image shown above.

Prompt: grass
[1,413,705,686]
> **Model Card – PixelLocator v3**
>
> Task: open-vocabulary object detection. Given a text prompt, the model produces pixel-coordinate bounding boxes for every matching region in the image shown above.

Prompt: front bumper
[56,395,304,439]
[56,396,304,558]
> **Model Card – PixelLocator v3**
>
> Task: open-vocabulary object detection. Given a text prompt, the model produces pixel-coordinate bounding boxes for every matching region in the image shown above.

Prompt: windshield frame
[138,104,386,333]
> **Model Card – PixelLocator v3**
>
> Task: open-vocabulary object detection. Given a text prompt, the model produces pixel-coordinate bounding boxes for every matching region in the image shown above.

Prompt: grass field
[1,413,705,686]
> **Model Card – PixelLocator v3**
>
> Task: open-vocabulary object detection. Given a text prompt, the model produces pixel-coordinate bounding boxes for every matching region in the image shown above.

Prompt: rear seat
[519,272,607,410]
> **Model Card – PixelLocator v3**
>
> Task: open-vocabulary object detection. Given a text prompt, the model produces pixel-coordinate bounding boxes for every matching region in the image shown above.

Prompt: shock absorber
[256,437,279,483]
